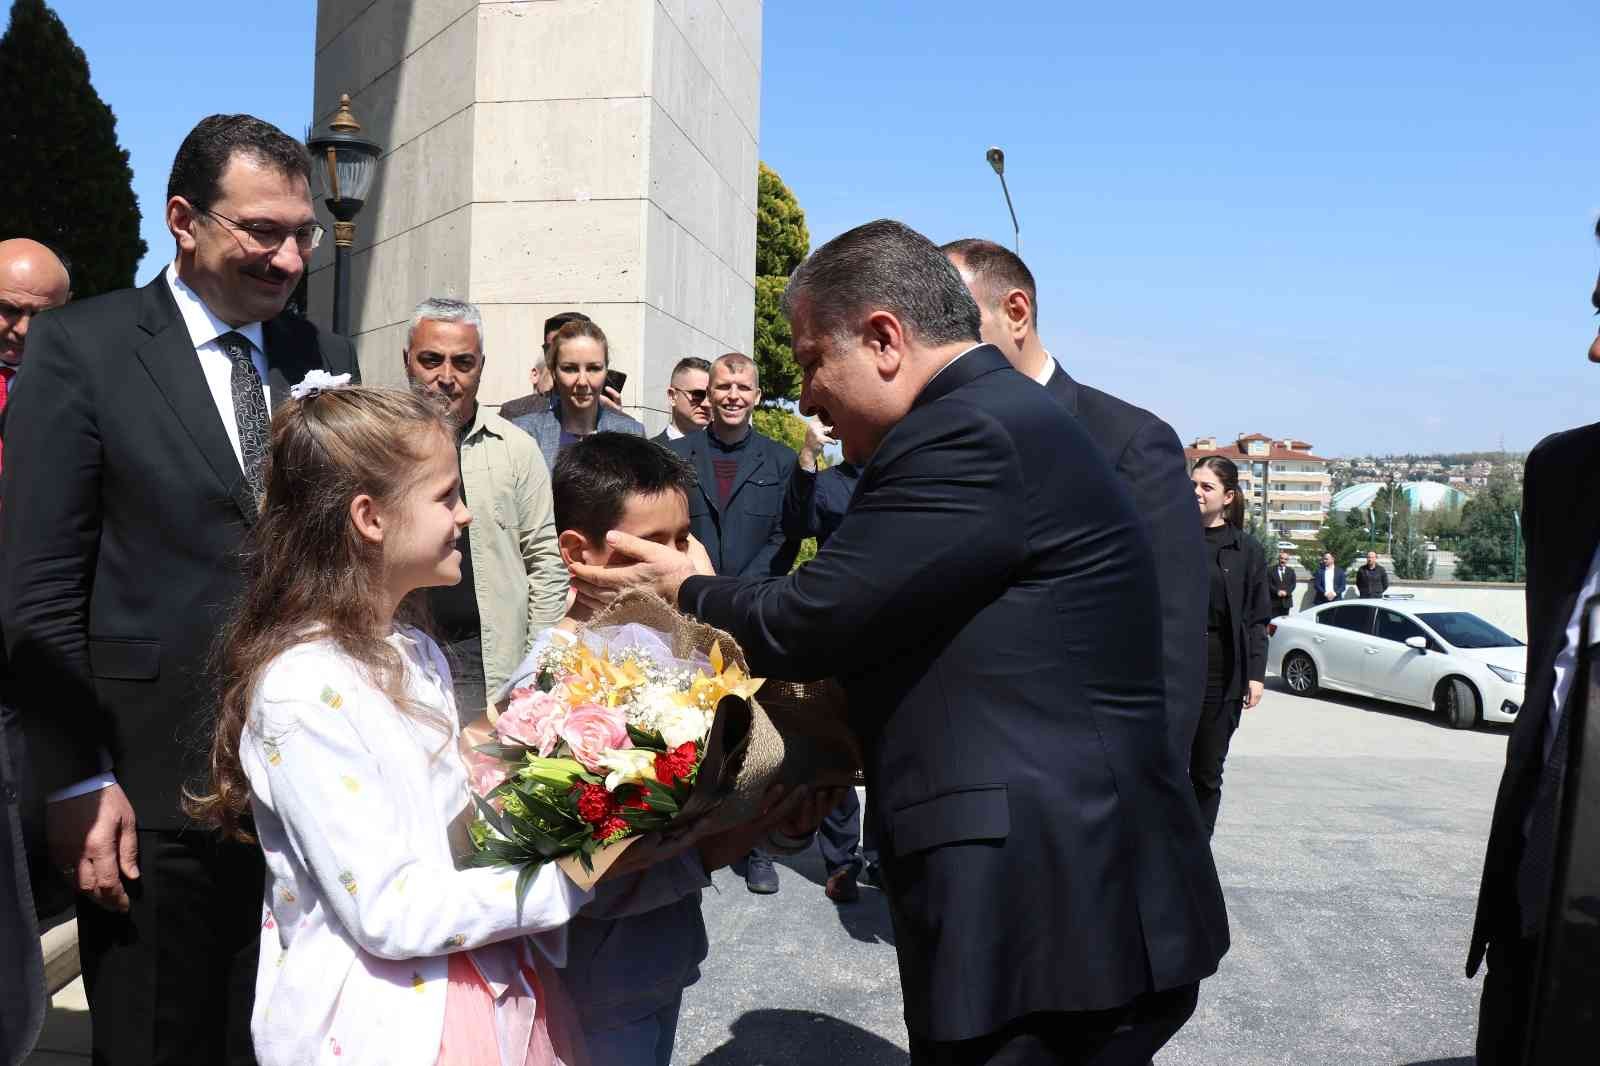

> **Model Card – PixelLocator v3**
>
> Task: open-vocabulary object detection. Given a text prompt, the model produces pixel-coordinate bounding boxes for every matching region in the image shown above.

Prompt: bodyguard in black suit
[1469,419,1600,1064]
[943,240,1207,786]
[1267,550,1298,616]
[576,221,1228,1064]
[0,116,358,1065]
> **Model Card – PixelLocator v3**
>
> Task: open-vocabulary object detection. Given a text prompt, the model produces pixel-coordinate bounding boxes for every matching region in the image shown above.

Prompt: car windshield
[1417,612,1523,649]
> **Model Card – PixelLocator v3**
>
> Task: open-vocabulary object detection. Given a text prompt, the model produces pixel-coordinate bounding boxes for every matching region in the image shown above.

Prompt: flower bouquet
[461,592,859,897]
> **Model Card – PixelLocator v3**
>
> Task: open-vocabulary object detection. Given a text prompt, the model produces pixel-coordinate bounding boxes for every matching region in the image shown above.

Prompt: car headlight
[1488,665,1526,686]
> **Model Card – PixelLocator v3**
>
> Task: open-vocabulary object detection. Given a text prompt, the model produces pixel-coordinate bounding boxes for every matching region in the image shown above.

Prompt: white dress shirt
[165,262,271,468]
[46,267,273,803]
[1031,351,1058,387]
[1544,540,1600,762]
[663,423,686,440]
[1323,568,1335,598]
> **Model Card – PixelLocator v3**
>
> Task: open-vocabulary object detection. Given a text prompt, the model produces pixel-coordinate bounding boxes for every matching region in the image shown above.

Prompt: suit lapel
[132,278,256,524]
[1044,363,1081,415]
[690,435,722,516]
[911,345,1011,411]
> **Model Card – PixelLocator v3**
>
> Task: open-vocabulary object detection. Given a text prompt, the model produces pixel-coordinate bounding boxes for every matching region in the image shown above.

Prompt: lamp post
[307,94,383,337]
[985,147,1020,253]
[1512,509,1522,583]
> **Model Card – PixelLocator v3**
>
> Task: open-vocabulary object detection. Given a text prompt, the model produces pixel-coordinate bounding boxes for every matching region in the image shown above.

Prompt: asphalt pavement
[676,680,1507,1066]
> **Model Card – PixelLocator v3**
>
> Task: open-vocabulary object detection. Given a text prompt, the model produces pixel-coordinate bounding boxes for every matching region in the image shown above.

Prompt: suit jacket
[678,346,1228,1041]
[1268,562,1298,601]
[0,276,358,827]
[509,400,645,472]
[497,391,547,422]
[1312,565,1347,603]
[1043,365,1208,775]
[1469,421,1600,977]
[781,461,861,550]
[1207,525,1272,704]
[668,428,800,578]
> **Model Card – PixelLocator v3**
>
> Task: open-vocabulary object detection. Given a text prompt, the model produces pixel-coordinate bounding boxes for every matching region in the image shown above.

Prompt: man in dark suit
[1312,552,1347,604]
[0,114,358,1065]
[1467,259,1600,1064]
[943,239,1207,790]
[1354,551,1390,598]
[668,352,799,894]
[651,355,712,445]
[1267,549,1297,616]
[576,220,1228,1065]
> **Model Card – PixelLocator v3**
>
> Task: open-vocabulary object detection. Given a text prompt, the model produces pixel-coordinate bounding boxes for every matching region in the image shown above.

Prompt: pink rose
[463,748,510,806]
[557,702,631,772]
[497,688,566,756]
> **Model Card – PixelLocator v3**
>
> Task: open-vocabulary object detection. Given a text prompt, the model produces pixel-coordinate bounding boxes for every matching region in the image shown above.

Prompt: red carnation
[572,782,617,825]
[621,788,651,811]
[653,741,698,787]
[592,814,629,842]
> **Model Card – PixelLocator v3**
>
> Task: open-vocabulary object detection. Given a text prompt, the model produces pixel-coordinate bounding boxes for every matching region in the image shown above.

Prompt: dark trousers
[441,634,488,726]
[76,829,262,1066]
[1476,933,1537,1066]
[818,788,880,876]
[909,1007,1132,1066]
[1081,983,1200,1066]
[1190,632,1241,836]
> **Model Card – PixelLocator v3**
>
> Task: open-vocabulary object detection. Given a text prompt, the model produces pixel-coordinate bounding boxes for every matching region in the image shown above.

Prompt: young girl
[191,385,593,1066]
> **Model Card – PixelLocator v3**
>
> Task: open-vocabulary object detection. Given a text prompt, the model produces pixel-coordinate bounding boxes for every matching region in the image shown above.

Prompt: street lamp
[307,93,383,337]
[1512,509,1522,582]
[985,147,1020,253]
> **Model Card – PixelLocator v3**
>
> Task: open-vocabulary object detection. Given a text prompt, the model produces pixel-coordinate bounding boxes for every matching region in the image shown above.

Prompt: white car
[1268,596,1525,729]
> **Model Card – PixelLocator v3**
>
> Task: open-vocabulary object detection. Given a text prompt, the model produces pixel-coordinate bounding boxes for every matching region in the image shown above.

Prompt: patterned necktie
[218,331,270,499]
[0,364,14,477]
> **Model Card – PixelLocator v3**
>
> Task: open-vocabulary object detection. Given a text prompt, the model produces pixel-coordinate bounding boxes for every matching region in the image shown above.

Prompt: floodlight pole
[986,147,1020,253]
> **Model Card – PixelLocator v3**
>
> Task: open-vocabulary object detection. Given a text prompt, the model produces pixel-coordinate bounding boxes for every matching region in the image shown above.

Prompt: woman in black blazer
[1189,455,1271,835]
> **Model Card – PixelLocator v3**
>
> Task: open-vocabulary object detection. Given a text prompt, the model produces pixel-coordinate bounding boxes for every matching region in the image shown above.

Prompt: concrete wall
[308,0,761,432]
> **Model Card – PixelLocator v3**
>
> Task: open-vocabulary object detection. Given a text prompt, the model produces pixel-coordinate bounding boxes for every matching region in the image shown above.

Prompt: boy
[503,433,747,1065]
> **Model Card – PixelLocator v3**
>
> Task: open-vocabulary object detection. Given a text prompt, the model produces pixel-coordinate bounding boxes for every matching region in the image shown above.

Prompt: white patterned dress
[242,627,592,1065]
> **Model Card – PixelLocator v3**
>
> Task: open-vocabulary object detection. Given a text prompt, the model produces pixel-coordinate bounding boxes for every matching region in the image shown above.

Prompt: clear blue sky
[35,0,1600,455]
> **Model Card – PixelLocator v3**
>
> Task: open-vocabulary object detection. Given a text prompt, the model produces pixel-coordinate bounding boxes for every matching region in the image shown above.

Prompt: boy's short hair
[552,433,696,542]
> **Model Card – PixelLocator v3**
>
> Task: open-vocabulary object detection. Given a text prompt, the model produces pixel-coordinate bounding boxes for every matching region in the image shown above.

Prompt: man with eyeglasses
[652,355,712,444]
[0,113,357,1066]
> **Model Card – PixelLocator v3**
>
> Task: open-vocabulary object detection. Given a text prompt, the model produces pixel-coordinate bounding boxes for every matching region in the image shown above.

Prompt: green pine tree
[1390,505,1436,580]
[1454,473,1526,582]
[1299,513,1364,575]
[0,0,146,298]
[753,163,809,401]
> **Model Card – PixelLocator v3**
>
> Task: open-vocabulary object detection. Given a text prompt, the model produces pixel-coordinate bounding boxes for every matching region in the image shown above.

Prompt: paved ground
[675,680,1505,1066]
[27,680,1505,1066]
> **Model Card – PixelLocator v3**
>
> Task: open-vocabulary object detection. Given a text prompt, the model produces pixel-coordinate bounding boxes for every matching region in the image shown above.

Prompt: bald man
[0,237,67,1066]
[0,238,71,366]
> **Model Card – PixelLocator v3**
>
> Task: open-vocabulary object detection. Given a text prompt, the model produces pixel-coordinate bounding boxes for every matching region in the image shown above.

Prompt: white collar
[665,423,686,440]
[165,263,266,355]
[1031,349,1057,387]
[926,343,986,388]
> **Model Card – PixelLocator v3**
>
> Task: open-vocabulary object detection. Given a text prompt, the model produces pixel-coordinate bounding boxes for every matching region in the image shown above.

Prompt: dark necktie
[219,331,270,499]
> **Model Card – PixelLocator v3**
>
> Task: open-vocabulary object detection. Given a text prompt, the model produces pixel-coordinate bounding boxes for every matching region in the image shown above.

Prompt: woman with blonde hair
[511,320,643,469]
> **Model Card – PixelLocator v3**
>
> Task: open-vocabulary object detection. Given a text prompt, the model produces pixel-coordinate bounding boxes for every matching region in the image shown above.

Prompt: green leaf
[514,861,542,922]
[626,724,666,749]
[474,742,534,761]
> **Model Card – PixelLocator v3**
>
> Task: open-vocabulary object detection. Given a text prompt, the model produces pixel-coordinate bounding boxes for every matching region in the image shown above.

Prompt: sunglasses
[671,387,709,405]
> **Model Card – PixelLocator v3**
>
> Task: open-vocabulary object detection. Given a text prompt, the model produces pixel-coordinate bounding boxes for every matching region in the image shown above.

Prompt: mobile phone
[604,369,627,396]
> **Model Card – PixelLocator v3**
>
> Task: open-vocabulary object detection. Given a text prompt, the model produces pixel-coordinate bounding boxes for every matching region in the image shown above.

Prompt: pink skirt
[436,950,588,1066]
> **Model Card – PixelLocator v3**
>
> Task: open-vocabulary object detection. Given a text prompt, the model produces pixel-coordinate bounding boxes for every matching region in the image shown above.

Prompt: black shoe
[858,862,882,889]
[745,855,779,894]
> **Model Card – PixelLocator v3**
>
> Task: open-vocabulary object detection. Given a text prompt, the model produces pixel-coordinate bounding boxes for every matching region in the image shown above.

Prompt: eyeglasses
[203,209,325,254]
[671,387,709,405]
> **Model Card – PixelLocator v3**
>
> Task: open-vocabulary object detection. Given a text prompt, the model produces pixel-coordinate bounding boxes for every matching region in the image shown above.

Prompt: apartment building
[1186,432,1333,541]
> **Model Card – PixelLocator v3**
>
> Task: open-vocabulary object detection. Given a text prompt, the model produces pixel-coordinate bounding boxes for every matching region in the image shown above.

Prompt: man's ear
[865,310,906,378]
[350,493,384,546]
[1002,289,1032,343]
[168,196,199,253]
[558,529,600,568]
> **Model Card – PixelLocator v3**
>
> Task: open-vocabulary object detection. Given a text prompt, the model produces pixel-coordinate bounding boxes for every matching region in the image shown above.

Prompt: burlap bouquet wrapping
[584,590,861,835]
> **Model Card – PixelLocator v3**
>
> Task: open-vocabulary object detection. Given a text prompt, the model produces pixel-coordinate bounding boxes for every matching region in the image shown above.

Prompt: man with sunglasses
[0,113,357,1066]
[653,355,712,444]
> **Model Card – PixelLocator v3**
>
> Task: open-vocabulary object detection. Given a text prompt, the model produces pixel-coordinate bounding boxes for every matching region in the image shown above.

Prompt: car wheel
[1283,651,1318,696]
[1437,677,1480,730]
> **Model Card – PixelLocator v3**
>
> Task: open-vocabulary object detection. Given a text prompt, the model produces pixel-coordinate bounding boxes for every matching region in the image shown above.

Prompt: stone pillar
[308,0,761,431]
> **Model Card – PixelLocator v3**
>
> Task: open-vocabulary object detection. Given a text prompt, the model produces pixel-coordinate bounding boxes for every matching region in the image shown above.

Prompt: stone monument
[308,0,761,431]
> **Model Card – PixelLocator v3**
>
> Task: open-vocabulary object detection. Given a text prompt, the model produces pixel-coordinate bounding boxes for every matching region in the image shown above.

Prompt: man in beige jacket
[401,297,569,720]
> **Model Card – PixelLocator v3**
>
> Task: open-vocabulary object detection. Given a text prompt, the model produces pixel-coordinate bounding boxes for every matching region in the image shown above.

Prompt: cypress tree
[0,0,146,298]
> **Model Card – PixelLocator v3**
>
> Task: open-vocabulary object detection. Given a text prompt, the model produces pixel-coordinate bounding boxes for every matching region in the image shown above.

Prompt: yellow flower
[338,871,357,896]
[412,972,426,993]
[339,775,360,794]
[320,686,344,710]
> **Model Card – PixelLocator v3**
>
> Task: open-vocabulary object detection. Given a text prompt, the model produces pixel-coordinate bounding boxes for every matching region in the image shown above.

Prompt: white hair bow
[290,370,353,400]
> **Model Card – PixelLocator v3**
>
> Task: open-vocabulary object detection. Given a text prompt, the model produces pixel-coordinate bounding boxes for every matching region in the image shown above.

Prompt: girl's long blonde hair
[188,386,454,841]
